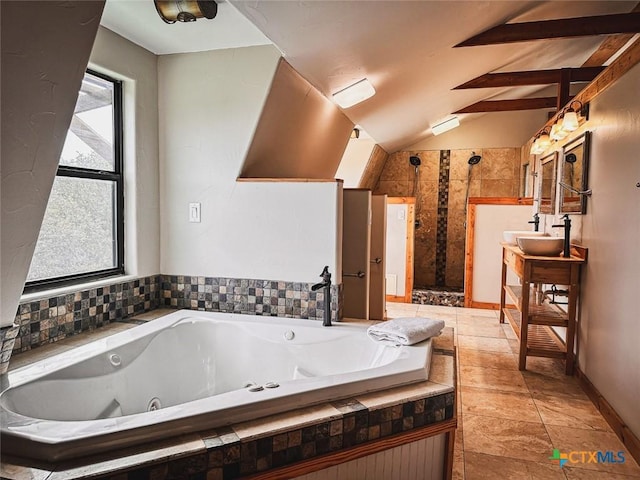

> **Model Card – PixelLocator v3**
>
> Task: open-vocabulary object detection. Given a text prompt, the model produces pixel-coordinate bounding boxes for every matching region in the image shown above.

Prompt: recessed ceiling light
[332,79,376,108]
[431,117,460,136]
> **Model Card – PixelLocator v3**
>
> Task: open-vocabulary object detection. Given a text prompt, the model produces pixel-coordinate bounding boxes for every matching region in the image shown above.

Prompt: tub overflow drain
[284,330,295,340]
[109,353,122,367]
[147,397,162,411]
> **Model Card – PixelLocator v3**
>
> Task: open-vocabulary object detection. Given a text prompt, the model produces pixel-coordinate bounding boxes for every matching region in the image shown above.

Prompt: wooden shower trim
[386,196,415,304]
[464,197,533,309]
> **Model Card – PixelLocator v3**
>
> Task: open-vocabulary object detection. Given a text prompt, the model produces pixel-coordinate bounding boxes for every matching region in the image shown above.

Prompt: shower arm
[559,182,592,196]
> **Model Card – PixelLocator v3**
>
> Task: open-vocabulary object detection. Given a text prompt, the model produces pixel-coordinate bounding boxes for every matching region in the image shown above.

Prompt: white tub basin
[502,230,547,245]
[517,236,564,256]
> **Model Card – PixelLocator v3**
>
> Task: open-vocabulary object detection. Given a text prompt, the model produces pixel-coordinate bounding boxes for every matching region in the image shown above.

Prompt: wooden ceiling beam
[454,97,557,114]
[582,4,640,67]
[453,67,604,89]
[454,13,640,47]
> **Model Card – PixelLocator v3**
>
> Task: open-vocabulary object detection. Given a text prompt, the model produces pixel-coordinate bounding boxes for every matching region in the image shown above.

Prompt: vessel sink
[503,230,547,245]
[517,236,564,256]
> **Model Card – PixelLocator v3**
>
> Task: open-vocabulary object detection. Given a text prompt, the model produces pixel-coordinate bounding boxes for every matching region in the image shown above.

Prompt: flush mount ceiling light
[431,116,460,136]
[332,79,376,108]
[154,0,218,24]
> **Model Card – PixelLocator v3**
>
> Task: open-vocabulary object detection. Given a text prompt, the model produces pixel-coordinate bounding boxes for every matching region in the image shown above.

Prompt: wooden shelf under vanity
[499,243,587,375]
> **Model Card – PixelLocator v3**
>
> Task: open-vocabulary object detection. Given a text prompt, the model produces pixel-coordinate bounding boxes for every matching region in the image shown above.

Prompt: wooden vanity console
[499,243,587,374]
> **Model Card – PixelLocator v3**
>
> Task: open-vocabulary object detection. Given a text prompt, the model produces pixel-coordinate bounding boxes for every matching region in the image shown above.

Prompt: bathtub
[0,310,433,461]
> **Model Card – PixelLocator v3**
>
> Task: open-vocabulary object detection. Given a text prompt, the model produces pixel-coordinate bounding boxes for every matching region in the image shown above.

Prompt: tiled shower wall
[375,148,521,289]
[4,274,342,370]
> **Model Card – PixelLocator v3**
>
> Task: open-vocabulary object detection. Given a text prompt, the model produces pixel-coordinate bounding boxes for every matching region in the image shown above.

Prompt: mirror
[521,162,532,197]
[560,131,591,214]
[538,152,557,214]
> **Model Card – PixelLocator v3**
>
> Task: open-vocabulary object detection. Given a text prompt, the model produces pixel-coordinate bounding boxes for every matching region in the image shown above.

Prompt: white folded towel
[367,317,445,346]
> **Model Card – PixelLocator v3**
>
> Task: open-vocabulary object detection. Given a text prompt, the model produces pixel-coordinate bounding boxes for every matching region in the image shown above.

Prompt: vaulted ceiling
[102,1,640,153]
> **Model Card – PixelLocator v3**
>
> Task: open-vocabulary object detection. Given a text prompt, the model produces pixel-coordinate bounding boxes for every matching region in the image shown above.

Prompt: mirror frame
[538,151,557,215]
[560,131,591,214]
[520,161,533,197]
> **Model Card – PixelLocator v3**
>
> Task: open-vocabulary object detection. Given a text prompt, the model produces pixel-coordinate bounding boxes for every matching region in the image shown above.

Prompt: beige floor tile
[461,386,541,423]
[457,335,512,353]
[460,365,528,393]
[523,356,569,380]
[508,338,522,355]
[456,307,499,318]
[464,451,566,480]
[456,315,500,326]
[457,324,507,338]
[533,394,611,432]
[457,348,518,371]
[564,466,640,479]
[453,438,465,480]
[546,425,640,476]
[523,372,589,398]
[463,414,554,463]
[501,322,518,340]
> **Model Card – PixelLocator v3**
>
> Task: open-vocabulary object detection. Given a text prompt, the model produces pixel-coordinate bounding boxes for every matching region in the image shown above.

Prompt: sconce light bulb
[562,110,580,132]
[538,131,551,148]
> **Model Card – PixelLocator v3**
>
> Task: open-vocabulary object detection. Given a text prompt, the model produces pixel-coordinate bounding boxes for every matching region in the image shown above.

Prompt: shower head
[409,155,421,167]
[468,154,482,165]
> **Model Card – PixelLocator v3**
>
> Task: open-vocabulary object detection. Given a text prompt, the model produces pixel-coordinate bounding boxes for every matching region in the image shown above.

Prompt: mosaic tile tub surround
[160,275,342,323]
[7,273,343,371]
[11,275,161,355]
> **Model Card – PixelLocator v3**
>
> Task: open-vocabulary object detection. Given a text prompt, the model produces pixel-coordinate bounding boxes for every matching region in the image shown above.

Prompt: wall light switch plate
[189,202,201,223]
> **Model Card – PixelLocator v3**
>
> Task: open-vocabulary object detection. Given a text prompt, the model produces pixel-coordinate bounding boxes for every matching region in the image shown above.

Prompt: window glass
[25,70,123,290]
[59,72,115,171]
[27,177,117,281]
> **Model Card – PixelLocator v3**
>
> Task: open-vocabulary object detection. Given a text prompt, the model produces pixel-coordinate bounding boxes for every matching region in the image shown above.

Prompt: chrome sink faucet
[552,214,571,258]
[311,266,332,326]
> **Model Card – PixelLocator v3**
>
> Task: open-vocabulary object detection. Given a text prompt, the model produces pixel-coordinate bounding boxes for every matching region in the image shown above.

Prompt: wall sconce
[351,128,360,139]
[154,0,218,23]
[530,101,589,155]
[530,127,551,155]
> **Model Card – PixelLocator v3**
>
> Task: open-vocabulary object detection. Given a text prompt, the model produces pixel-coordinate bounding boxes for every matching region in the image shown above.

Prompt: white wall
[89,26,160,278]
[573,61,640,437]
[471,204,533,304]
[159,46,342,282]
[336,138,376,187]
[1,1,104,327]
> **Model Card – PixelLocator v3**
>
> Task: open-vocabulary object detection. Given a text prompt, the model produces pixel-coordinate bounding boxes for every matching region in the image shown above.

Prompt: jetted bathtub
[0,310,433,461]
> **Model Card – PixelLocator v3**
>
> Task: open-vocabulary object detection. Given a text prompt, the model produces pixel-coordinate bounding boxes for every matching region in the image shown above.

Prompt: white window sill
[20,274,140,304]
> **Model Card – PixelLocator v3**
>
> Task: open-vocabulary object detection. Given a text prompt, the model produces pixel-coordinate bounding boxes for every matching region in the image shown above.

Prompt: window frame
[23,69,125,293]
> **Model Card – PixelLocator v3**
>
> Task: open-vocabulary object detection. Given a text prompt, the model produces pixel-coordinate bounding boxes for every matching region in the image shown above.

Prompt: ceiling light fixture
[332,79,376,108]
[154,0,218,24]
[431,117,460,136]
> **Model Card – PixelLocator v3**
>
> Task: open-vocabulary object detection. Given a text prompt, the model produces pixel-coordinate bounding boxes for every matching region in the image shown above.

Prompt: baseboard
[575,366,640,466]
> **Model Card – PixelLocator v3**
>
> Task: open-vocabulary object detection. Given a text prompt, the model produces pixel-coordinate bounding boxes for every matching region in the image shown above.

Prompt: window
[25,70,124,291]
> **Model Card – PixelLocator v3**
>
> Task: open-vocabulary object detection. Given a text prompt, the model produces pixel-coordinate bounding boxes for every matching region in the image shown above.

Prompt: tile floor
[386,302,640,480]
